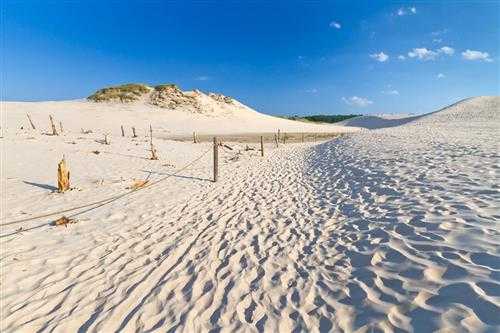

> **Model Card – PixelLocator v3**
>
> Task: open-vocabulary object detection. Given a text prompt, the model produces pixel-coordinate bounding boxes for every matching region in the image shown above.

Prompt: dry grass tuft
[128,179,149,190]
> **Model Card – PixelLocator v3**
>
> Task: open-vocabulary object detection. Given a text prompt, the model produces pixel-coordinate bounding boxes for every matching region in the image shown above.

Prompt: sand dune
[1,96,499,332]
[3,95,358,137]
[338,96,500,130]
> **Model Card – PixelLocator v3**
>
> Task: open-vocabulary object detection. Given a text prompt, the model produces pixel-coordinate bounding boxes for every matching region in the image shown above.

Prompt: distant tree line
[284,114,360,124]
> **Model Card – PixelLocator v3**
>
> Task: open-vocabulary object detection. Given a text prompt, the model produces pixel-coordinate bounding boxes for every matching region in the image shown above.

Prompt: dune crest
[87,83,244,115]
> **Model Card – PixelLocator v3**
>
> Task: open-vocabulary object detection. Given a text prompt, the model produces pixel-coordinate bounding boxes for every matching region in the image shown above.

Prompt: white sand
[1,96,499,332]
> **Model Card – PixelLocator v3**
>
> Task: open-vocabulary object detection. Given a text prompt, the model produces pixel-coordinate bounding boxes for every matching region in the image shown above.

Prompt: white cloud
[305,88,318,94]
[396,7,417,16]
[437,73,445,79]
[370,52,389,62]
[342,96,373,107]
[398,55,406,60]
[407,46,455,61]
[462,49,493,62]
[195,76,210,81]
[382,90,399,95]
[408,48,438,61]
[439,46,455,55]
[329,21,341,29]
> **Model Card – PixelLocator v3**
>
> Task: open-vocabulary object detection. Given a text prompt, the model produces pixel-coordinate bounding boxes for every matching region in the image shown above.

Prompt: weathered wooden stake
[313,134,317,142]
[260,136,264,157]
[104,134,110,145]
[274,134,279,148]
[57,156,70,192]
[149,124,159,160]
[26,113,36,129]
[277,129,281,141]
[213,137,219,182]
[121,125,125,137]
[59,121,64,133]
[132,127,137,138]
[193,132,198,143]
[282,133,286,144]
[301,133,304,143]
[49,115,58,135]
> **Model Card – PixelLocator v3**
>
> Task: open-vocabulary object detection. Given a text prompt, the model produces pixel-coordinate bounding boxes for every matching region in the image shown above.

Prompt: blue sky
[2,1,499,115]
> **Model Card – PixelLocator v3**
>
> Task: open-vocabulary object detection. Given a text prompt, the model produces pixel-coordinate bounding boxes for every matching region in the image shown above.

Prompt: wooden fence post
[59,121,64,133]
[260,136,264,157]
[213,137,219,182]
[49,115,58,135]
[132,127,137,138]
[104,134,110,145]
[301,133,304,143]
[149,125,158,160]
[282,133,286,144]
[193,132,198,143]
[121,125,125,137]
[277,129,281,141]
[274,134,279,148]
[26,113,36,129]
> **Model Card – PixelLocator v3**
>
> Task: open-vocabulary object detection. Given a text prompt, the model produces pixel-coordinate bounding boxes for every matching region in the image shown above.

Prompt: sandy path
[3,135,499,332]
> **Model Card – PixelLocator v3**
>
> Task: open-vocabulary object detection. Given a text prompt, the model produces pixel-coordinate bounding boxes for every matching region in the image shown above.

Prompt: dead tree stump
[49,115,58,136]
[57,156,70,192]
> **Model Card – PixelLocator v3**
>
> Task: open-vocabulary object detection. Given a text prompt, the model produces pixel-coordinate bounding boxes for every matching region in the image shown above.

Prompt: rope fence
[5,119,337,237]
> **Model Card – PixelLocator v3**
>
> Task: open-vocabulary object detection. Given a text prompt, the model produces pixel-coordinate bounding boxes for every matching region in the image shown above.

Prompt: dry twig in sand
[26,113,36,129]
[52,216,76,227]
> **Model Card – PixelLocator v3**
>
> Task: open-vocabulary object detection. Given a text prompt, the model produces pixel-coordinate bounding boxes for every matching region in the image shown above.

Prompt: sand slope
[338,96,500,130]
[2,98,359,137]
[1,96,499,332]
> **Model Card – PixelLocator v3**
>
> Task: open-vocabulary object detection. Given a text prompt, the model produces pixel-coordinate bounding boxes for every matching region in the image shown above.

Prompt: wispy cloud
[195,76,210,81]
[462,49,493,62]
[382,89,399,95]
[329,21,341,29]
[370,52,389,62]
[342,96,373,107]
[305,88,318,94]
[437,73,445,79]
[398,55,406,60]
[396,6,417,16]
[431,29,449,36]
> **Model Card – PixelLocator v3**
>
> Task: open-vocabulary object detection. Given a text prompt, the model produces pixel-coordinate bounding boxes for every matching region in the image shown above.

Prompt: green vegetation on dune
[154,84,179,91]
[283,114,360,124]
[87,83,151,102]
